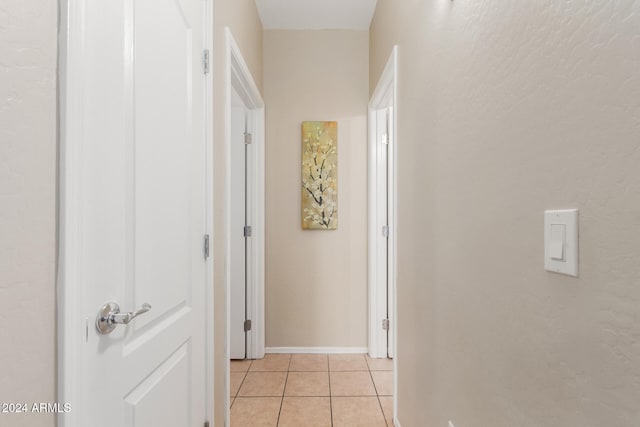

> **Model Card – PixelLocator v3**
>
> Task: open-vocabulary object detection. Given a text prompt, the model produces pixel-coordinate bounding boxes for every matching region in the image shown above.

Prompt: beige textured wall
[370,1,640,426]
[0,1,57,426]
[212,1,263,425]
[263,30,369,348]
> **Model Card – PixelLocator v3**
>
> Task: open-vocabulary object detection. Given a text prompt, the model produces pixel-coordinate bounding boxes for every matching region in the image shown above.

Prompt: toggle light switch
[544,209,578,277]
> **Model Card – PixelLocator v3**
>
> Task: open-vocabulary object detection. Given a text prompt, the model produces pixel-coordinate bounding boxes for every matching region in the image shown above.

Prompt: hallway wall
[0,1,57,426]
[370,1,640,426]
[263,30,369,348]
[212,1,263,425]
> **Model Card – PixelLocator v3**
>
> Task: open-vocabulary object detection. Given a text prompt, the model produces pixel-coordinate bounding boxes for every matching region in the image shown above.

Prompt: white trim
[204,0,214,425]
[394,417,402,427]
[57,2,85,425]
[265,347,369,354]
[368,45,399,427]
[368,46,398,358]
[368,108,389,359]
[224,27,266,427]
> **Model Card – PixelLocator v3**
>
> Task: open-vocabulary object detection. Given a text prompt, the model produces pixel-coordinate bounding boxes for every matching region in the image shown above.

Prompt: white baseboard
[393,416,401,427]
[265,346,368,354]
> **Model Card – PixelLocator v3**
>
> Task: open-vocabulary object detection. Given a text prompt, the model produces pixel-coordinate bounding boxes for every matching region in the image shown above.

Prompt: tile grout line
[230,359,253,405]
[377,394,390,427]
[367,358,391,427]
[275,354,292,427]
[367,360,380,395]
[327,354,334,427]
[377,395,390,427]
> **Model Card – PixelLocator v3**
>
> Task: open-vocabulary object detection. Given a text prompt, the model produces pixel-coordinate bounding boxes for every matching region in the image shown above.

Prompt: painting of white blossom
[301,121,338,230]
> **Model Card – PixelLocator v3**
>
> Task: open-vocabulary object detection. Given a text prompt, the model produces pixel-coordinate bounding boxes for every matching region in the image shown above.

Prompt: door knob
[95,302,152,335]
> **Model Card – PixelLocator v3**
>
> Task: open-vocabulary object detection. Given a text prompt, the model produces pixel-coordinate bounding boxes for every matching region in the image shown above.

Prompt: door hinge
[244,132,253,145]
[244,319,252,332]
[204,234,210,259]
[202,49,210,74]
[244,225,252,237]
[382,225,389,238]
[382,318,389,331]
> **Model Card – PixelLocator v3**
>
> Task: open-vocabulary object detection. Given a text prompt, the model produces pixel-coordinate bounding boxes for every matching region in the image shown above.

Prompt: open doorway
[224,27,266,426]
[368,45,399,424]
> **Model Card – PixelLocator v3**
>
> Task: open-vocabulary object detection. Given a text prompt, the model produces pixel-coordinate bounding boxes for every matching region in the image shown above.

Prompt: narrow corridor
[230,353,393,426]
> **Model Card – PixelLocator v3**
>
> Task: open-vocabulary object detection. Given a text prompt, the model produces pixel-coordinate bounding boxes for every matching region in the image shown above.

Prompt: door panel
[124,344,190,425]
[134,0,194,324]
[386,107,395,359]
[74,0,206,425]
[230,92,247,359]
[375,108,389,357]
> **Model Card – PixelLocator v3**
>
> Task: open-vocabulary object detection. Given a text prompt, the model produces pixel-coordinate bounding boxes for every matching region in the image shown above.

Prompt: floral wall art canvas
[301,121,338,230]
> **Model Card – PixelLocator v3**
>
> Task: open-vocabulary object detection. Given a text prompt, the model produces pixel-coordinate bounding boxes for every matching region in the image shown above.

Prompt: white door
[386,107,395,359]
[61,0,208,425]
[230,90,249,359]
[370,105,395,359]
[376,108,391,358]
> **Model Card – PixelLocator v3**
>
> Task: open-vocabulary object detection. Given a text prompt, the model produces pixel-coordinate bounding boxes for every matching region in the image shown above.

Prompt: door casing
[224,27,266,427]
[368,44,399,425]
[56,0,214,425]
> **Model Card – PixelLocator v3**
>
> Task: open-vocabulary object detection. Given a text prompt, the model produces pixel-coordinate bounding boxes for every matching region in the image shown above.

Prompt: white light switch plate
[544,209,579,277]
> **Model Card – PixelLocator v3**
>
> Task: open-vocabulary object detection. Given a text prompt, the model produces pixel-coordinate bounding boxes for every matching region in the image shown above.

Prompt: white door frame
[56,0,214,425]
[368,46,398,358]
[368,44,399,422]
[224,27,266,426]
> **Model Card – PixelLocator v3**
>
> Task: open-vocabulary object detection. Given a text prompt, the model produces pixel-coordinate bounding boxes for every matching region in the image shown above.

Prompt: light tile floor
[230,353,393,427]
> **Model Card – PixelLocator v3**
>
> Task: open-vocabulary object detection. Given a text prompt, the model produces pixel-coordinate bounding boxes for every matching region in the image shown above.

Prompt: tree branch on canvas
[302,123,337,229]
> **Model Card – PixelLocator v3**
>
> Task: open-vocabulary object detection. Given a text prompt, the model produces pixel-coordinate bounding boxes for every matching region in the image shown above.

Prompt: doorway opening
[224,27,266,427]
[368,45,399,424]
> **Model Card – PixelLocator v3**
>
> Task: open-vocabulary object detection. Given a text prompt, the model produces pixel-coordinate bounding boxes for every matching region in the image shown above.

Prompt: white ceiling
[254,0,378,30]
